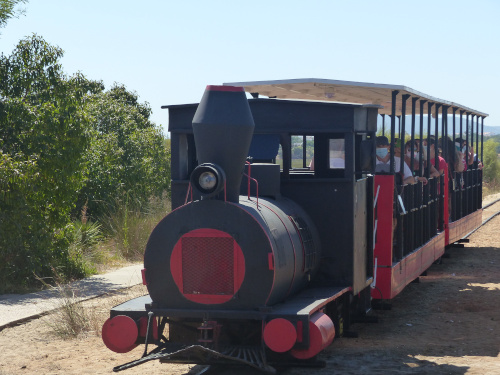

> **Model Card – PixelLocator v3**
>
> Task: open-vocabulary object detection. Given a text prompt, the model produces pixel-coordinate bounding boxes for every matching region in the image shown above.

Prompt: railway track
[469,196,500,237]
[481,195,500,210]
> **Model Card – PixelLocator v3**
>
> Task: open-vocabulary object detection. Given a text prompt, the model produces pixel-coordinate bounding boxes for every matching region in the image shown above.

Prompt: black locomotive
[102,79,486,373]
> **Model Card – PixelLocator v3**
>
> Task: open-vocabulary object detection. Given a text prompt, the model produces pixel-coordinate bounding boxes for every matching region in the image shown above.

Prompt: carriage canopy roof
[223,78,488,118]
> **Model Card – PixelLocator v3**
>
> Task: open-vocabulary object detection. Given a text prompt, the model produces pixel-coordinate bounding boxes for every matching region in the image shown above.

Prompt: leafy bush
[77,84,170,220]
[0,35,103,291]
[482,139,500,194]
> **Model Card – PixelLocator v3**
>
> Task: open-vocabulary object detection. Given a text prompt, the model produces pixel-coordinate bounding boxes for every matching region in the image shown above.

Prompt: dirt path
[1,212,499,375]
[308,207,500,375]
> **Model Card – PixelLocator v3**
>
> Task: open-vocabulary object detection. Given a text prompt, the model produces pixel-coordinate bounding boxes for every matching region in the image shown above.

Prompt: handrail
[184,182,193,205]
[244,161,259,209]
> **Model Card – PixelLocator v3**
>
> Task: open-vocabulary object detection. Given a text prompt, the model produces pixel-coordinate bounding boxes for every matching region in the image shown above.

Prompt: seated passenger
[375,136,391,173]
[439,137,465,174]
[404,140,420,171]
[454,138,474,171]
[426,138,448,176]
[418,139,440,178]
[376,136,425,185]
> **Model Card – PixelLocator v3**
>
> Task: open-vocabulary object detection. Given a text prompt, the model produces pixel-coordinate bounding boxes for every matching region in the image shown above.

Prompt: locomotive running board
[113,344,276,374]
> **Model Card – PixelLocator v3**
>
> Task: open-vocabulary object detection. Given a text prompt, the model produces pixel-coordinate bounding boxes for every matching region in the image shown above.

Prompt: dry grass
[102,195,171,261]
[43,284,101,338]
[483,182,500,197]
[42,282,148,339]
[30,196,169,339]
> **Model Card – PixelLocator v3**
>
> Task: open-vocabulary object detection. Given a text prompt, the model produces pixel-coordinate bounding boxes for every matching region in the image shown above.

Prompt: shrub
[482,139,500,185]
[77,84,170,220]
[0,35,102,291]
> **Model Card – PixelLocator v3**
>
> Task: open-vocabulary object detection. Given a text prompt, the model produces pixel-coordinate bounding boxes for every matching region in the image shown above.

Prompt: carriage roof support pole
[427,102,434,178]
[442,106,449,170]
[475,115,479,166]
[400,94,410,175]
[459,110,464,147]
[434,103,441,170]
[410,97,418,176]
[452,107,458,172]
[471,114,475,153]
[480,115,484,207]
[390,90,399,174]
[419,100,427,174]
[397,116,401,138]
[480,116,484,164]
[466,112,470,168]
[440,105,448,232]
[452,107,457,149]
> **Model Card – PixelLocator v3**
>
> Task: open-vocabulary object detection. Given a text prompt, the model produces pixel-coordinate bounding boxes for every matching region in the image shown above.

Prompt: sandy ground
[1,205,499,375]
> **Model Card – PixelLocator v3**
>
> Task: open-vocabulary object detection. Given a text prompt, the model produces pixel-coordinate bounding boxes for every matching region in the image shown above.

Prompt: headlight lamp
[190,163,226,199]
[199,171,217,191]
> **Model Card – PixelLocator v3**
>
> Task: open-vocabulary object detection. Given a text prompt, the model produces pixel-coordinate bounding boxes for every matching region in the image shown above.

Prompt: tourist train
[101,79,487,373]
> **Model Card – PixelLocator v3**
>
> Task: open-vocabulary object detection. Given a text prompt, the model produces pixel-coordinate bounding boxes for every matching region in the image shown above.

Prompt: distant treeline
[484,134,500,153]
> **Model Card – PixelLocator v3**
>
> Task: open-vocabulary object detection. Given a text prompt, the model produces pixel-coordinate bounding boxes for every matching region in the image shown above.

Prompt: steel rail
[482,196,500,210]
[464,197,500,238]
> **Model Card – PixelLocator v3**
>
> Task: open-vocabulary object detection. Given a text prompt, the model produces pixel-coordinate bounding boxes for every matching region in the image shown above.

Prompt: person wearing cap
[376,136,424,185]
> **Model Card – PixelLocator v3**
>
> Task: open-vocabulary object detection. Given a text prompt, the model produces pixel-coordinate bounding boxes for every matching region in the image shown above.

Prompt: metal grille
[182,237,234,295]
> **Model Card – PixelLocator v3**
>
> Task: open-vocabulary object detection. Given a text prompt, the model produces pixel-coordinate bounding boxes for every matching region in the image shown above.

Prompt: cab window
[291,135,314,169]
[329,139,345,169]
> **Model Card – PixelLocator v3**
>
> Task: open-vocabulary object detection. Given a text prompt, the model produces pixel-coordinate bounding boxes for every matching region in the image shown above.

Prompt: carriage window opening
[329,139,345,169]
[291,135,314,170]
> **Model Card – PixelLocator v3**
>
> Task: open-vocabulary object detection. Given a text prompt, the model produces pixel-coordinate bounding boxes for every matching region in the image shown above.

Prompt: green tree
[0,35,103,290]
[78,84,170,219]
[0,0,27,32]
[483,139,500,184]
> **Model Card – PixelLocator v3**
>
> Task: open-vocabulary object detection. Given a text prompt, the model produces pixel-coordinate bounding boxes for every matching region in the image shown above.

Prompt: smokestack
[192,85,255,202]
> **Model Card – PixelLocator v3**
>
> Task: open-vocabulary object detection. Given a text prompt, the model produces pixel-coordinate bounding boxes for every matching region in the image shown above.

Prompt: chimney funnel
[192,85,255,202]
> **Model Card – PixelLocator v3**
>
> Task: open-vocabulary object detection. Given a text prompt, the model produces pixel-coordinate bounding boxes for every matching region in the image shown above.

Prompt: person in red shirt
[420,139,441,178]
[427,138,448,176]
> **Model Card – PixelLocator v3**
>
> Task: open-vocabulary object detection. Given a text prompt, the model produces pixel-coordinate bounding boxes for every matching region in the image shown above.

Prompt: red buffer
[290,312,335,359]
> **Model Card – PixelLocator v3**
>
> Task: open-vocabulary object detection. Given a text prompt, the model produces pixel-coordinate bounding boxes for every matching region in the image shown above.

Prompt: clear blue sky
[1,0,499,132]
